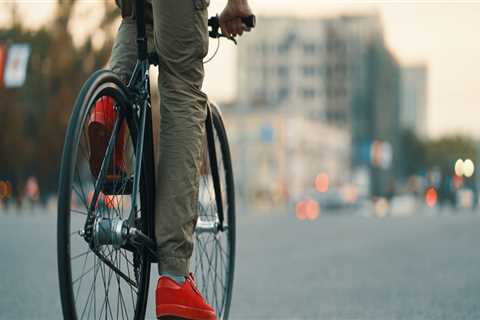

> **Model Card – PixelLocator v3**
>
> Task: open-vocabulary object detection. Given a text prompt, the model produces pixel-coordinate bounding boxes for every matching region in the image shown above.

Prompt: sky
[2,1,480,139]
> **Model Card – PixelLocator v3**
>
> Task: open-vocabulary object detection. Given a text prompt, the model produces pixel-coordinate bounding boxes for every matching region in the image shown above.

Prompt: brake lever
[219,34,237,45]
[209,15,248,45]
[209,29,237,45]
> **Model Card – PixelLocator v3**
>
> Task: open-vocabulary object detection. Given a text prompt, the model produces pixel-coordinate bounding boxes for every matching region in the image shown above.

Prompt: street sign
[4,44,31,88]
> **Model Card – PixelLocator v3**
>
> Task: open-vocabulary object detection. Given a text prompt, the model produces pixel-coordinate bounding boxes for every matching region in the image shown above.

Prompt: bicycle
[57,1,255,318]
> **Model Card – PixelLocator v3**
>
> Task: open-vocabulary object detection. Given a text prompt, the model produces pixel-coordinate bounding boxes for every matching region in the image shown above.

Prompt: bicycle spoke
[80,255,100,320]
[71,250,90,261]
[71,208,88,216]
[114,250,130,319]
[75,250,92,301]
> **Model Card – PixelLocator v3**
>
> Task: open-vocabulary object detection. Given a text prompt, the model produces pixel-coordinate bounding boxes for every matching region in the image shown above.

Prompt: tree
[0,2,119,200]
[424,135,476,177]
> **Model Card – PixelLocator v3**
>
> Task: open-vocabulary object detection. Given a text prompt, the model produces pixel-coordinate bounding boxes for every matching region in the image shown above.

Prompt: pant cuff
[157,256,190,277]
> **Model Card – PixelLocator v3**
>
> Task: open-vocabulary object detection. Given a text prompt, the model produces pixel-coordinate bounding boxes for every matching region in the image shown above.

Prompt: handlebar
[149,14,255,65]
[208,15,256,44]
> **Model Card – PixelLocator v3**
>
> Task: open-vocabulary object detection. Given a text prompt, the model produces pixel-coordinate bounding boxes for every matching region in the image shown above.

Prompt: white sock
[160,272,185,285]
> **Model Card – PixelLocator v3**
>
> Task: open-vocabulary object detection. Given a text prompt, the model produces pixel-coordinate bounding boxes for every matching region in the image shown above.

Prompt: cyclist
[87,0,253,319]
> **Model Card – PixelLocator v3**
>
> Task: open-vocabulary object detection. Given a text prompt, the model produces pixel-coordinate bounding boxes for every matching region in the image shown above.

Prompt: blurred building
[400,64,428,137]
[323,14,401,197]
[237,17,328,120]
[223,107,350,212]
[235,13,404,200]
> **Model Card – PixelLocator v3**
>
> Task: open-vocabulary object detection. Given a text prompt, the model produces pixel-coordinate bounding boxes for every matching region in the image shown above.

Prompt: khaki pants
[111,0,209,276]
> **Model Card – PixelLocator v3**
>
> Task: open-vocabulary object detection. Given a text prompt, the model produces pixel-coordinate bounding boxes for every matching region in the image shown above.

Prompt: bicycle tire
[57,69,155,320]
[192,103,236,319]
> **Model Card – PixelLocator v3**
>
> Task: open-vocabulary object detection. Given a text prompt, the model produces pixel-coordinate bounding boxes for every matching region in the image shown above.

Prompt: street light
[463,159,475,178]
[454,159,464,177]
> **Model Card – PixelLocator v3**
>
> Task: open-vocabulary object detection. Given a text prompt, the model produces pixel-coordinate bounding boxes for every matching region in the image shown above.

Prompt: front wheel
[57,70,155,320]
[192,103,236,319]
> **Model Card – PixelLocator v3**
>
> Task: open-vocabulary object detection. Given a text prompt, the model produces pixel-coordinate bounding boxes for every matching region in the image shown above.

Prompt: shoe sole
[157,304,216,320]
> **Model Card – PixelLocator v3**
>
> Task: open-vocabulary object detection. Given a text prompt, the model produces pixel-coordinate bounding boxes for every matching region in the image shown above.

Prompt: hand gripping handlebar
[208,15,256,44]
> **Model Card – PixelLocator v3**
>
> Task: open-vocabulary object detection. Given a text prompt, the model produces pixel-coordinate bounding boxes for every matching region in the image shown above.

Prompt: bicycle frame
[85,0,226,252]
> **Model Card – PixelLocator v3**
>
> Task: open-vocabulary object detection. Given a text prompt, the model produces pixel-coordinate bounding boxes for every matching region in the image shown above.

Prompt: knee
[158,70,208,112]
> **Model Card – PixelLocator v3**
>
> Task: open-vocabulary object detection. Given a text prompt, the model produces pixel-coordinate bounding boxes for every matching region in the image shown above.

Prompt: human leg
[88,1,155,178]
[151,0,209,277]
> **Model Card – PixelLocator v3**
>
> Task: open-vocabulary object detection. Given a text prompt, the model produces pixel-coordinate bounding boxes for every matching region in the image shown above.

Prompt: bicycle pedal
[101,175,133,195]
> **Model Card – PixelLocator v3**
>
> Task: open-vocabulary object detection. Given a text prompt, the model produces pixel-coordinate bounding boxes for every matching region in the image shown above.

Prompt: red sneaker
[87,96,126,179]
[156,273,216,320]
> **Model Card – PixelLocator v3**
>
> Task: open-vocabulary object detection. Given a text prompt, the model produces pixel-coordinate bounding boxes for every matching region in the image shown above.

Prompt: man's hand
[219,0,253,38]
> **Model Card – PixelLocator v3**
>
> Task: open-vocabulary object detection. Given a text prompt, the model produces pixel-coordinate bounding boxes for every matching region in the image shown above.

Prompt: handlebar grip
[208,15,256,29]
[241,15,256,29]
[207,14,256,40]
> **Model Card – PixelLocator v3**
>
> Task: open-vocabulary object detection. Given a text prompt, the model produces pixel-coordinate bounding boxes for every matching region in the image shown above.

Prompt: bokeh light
[0,181,8,199]
[340,184,359,204]
[452,174,463,190]
[305,199,320,220]
[296,198,320,221]
[373,198,389,218]
[296,200,307,221]
[315,173,329,193]
[0,180,12,200]
[454,159,464,177]
[463,158,475,178]
[425,187,437,208]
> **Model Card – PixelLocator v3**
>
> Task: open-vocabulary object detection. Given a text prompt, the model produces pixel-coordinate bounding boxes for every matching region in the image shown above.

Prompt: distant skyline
[205,1,480,139]
[2,1,480,138]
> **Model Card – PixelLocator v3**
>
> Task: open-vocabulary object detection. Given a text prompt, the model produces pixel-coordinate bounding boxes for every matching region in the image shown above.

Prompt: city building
[400,64,428,137]
[223,107,350,212]
[237,17,328,120]
[235,13,407,200]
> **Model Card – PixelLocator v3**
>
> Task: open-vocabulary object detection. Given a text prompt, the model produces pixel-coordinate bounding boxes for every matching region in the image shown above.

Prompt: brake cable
[203,37,221,64]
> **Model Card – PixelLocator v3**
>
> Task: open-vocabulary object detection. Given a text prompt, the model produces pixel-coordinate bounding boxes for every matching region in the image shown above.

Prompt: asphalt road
[1,207,480,319]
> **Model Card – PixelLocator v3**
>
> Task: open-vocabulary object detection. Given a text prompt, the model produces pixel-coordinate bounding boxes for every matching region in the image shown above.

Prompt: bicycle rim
[57,70,153,320]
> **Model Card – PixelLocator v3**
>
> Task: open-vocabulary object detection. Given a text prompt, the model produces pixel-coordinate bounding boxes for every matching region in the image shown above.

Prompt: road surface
[0,207,479,319]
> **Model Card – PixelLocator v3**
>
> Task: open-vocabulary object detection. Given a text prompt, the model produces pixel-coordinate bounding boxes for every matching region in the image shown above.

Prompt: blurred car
[292,187,356,214]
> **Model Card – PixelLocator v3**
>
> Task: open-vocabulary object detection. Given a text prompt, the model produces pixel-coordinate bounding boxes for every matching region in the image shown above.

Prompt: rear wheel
[57,70,155,320]
[192,104,236,319]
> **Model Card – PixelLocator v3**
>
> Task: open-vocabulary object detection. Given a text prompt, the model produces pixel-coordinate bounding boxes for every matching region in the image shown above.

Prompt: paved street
[1,208,480,319]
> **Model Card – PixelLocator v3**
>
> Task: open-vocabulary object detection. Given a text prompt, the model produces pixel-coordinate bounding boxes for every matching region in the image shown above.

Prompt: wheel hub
[93,217,128,249]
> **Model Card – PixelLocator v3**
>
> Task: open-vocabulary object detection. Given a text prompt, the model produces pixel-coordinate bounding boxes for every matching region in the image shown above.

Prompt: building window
[316,66,325,76]
[278,66,289,78]
[301,88,315,99]
[303,43,316,55]
[326,65,333,77]
[278,87,290,101]
[302,66,316,77]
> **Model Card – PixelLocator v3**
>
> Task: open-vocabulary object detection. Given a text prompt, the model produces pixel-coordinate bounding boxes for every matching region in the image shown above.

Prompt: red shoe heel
[156,274,216,320]
[87,96,126,179]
